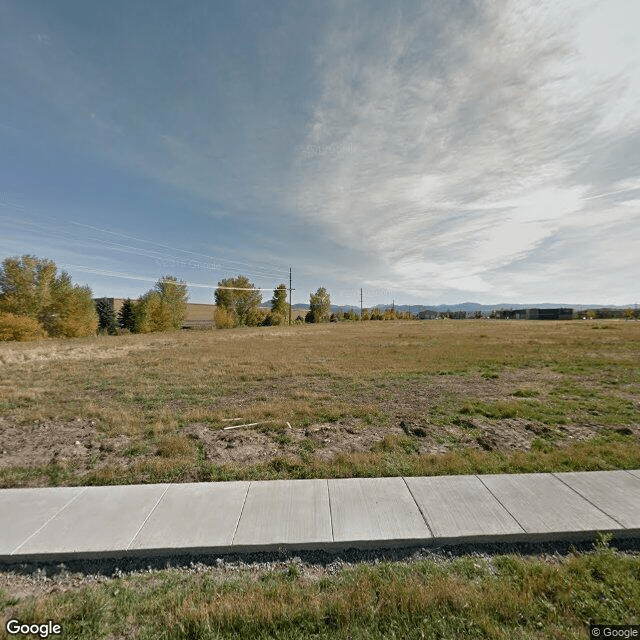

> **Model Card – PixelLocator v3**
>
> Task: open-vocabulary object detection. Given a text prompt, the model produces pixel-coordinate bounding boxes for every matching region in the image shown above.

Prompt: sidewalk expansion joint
[230,481,251,545]
[127,484,171,550]
[401,476,434,539]
[326,479,335,542]
[11,487,88,555]
[552,473,626,529]
[476,475,527,534]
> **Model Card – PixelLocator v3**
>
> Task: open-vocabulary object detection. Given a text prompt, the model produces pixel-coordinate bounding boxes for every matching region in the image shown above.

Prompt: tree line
[98,276,188,334]
[0,255,190,341]
[213,277,415,326]
[0,254,422,342]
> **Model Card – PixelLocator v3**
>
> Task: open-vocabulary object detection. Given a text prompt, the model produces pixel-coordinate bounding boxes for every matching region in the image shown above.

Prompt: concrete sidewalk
[1,470,639,563]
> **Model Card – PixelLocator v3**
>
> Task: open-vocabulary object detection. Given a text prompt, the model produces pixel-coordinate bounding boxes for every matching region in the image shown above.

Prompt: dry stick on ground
[223,420,279,430]
[223,422,260,430]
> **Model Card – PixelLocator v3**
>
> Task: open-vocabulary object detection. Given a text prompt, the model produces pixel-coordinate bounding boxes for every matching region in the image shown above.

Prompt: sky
[1,0,639,307]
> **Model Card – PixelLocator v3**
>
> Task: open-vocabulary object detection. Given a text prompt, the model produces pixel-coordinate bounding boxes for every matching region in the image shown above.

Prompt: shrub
[263,311,286,326]
[246,307,268,327]
[214,306,237,329]
[0,312,46,341]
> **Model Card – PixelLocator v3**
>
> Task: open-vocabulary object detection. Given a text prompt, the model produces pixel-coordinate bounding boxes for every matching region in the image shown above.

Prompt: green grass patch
[456,392,639,427]
[122,442,150,457]
[459,401,519,419]
[4,544,639,639]
[511,388,540,397]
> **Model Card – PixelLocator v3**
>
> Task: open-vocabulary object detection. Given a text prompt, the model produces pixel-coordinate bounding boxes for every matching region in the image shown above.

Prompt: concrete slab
[0,487,85,556]
[555,470,640,529]
[627,470,640,481]
[329,477,431,546]
[129,482,249,553]
[404,475,524,542]
[13,484,168,559]
[479,473,621,537]
[233,479,332,549]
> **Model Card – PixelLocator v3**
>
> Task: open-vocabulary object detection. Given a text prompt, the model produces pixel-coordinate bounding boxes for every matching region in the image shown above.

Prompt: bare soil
[2,366,635,483]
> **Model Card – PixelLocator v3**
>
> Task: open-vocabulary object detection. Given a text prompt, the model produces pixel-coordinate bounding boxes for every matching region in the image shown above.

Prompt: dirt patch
[180,420,412,464]
[1,362,638,485]
[3,413,635,486]
[0,417,100,469]
[0,418,156,482]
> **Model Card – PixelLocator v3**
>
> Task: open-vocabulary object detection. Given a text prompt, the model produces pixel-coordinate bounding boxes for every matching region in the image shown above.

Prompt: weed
[273,433,293,446]
[459,401,519,419]
[530,438,556,453]
[155,435,196,458]
[122,443,149,457]
[286,564,301,580]
[511,388,540,397]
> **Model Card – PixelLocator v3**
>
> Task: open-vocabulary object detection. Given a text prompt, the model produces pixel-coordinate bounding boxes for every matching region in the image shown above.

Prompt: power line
[3,209,290,278]
[66,218,289,276]
[60,264,279,291]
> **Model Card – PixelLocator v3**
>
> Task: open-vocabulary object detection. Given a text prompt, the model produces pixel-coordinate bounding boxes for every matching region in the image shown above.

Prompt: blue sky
[1,0,639,307]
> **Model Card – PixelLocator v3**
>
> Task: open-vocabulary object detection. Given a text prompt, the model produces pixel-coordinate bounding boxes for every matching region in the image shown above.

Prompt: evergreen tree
[117,298,136,331]
[96,298,118,334]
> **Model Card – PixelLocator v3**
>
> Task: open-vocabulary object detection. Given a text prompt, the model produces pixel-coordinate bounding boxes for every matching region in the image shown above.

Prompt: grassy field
[1,319,639,486]
[2,319,639,638]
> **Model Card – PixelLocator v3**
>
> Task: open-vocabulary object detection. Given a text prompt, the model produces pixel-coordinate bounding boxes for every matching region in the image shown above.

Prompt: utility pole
[289,267,292,326]
[360,288,363,319]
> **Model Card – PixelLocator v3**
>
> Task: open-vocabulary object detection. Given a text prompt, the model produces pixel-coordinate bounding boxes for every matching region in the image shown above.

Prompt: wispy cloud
[2,0,638,305]
[290,0,640,303]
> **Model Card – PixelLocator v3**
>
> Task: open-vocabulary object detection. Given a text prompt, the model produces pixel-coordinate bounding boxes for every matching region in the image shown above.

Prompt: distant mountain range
[292,302,638,313]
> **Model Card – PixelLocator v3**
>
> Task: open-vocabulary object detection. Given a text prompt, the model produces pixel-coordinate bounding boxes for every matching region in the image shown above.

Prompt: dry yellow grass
[1,319,639,485]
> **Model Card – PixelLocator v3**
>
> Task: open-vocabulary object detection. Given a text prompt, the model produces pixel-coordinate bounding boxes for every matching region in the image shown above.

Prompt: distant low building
[499,308,573,320]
